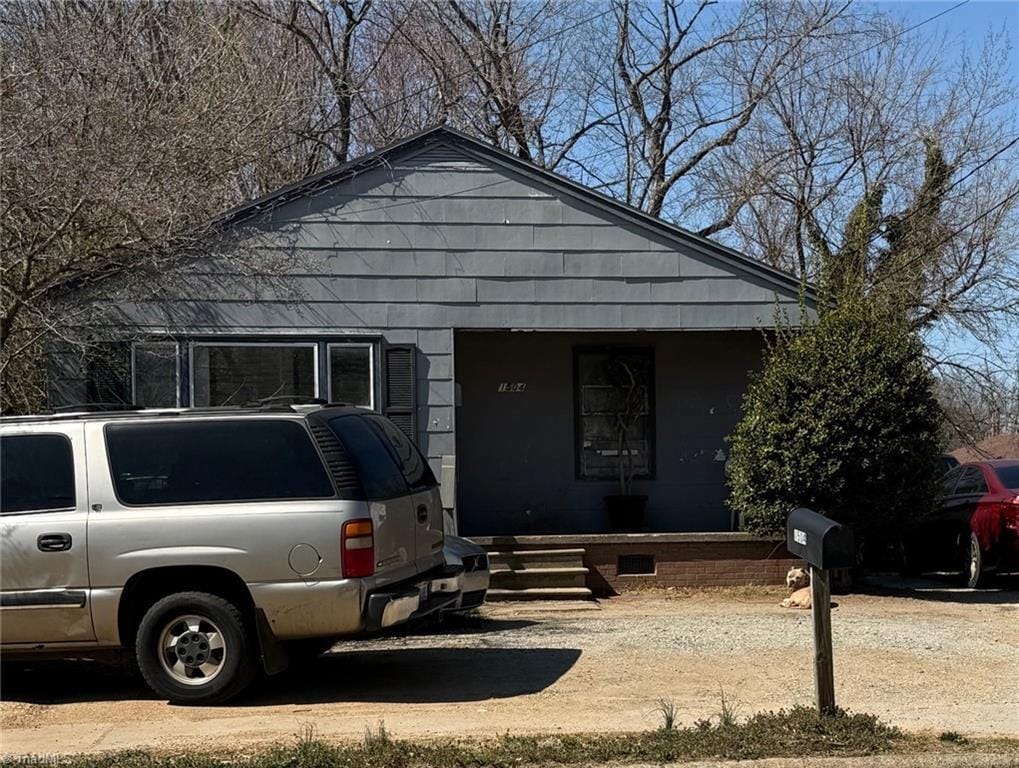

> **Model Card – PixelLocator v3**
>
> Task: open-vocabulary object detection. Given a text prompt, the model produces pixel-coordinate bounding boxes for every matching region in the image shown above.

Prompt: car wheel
[135,591,256,705]
[965,532,988,589]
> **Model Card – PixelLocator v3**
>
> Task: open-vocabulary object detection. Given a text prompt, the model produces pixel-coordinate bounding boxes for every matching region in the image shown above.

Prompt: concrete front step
[490,566,589,590]
[487,548,586,558]
[488,548,586,570]
[487,586,594,601]
[484,546,593,599]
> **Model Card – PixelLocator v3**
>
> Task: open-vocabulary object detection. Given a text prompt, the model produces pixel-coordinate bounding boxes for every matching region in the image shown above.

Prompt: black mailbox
[786,508,855,570]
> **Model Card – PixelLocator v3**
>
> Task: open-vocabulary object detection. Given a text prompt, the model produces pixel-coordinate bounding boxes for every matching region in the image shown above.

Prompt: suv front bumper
[364,566,462,631]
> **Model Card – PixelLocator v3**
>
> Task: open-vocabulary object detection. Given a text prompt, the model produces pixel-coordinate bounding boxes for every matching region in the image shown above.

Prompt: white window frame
[131,341,181,408]
[188,341,320,406]
[326,342,375,410]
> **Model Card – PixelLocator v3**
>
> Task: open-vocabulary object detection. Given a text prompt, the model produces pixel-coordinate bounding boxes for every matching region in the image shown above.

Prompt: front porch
[453,329,767,537]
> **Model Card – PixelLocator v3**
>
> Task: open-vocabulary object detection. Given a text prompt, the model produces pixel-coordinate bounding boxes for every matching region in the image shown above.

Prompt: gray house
[53,127,810,537]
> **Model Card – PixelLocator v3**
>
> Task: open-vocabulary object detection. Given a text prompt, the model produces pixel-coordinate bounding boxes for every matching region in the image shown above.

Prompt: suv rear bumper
[365,565,462,631]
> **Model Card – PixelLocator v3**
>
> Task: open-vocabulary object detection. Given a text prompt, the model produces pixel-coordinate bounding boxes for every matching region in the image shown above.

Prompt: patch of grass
[939,730,969,744]
[10,706,905,768]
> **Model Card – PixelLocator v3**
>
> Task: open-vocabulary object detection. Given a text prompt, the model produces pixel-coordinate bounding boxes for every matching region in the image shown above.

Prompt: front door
[0,424,94,645]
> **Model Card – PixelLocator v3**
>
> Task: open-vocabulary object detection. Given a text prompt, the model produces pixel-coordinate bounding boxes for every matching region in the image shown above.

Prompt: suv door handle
[416,505,429,523]
[37,533,72,552]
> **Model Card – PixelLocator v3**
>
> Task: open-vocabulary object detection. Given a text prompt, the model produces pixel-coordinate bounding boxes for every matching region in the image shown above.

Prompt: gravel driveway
[1,580,1016,756]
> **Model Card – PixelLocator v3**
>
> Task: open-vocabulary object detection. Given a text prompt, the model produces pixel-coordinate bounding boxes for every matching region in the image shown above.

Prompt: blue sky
[881,0,1019,80]
[882,0,1018,55]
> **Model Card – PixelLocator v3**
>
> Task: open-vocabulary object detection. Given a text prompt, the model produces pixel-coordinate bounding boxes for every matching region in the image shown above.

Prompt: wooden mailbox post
[786,507,855,715]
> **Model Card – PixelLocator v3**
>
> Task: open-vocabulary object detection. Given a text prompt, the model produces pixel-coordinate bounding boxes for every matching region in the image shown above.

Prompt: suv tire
[136,591,256,705]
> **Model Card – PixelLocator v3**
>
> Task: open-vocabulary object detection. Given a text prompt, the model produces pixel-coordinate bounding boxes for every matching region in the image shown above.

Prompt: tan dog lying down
[781,586,812,609]
[781,567,811,609]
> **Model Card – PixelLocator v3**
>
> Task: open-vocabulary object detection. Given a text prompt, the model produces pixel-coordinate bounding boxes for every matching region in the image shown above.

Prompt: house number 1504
[497,382,527,393]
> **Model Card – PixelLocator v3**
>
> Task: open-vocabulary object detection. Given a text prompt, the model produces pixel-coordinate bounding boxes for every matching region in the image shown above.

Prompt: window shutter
[383,344,417,442]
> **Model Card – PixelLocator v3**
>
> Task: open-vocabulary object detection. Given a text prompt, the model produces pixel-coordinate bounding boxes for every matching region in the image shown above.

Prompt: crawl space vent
[617,554,655,575]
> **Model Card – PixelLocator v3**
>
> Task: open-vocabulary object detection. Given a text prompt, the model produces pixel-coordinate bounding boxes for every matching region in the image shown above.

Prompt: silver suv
[0,404,458,703]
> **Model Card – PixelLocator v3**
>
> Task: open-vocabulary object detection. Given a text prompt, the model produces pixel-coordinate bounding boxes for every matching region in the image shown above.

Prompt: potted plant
[603,357,648,531]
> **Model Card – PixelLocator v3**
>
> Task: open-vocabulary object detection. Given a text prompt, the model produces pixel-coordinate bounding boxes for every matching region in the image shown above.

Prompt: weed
[364,720,393,748]
[717,686,740,728]
[295,723,317,747]
[651,697,678,731]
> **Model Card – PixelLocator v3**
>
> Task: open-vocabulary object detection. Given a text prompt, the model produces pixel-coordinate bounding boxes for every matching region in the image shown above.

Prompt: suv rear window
[327,415,408,501]
[365,415,436,491]
[0,434,76,514]
[106,420,334,505]
[993,465,1019,490]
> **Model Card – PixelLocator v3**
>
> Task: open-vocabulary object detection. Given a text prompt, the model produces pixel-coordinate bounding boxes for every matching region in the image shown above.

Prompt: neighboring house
[49,126,812,537]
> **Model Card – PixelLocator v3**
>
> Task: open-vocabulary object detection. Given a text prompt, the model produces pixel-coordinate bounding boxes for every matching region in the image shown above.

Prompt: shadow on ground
[1,616,579,707]
[245,646,581,706]
[862,574,1019,605]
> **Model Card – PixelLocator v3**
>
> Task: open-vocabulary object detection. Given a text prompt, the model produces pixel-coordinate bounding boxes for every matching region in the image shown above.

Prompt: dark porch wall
[455,330,765,535]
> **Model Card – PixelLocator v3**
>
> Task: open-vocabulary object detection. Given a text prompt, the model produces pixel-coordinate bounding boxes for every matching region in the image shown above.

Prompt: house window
[46,342,131,408]
[328,343,373,408]
[133,342,179,407]
[575,347,655,480]
[191,343,318,407]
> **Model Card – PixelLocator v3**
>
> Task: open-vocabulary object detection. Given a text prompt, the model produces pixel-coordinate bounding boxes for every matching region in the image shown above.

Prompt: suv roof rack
[0,401,360,424]
[245,396,328,408]
[51,403,145,413]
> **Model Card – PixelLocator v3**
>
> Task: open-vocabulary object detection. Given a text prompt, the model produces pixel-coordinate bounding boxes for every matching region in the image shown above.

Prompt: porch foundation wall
[471,533,802,595]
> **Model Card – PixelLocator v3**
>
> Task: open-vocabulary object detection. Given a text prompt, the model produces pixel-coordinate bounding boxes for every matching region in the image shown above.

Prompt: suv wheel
[136,591,255,704]
[965,532,987,589]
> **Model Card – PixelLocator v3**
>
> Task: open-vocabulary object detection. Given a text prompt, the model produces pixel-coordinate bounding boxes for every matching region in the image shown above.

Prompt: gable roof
[218,125,813,303]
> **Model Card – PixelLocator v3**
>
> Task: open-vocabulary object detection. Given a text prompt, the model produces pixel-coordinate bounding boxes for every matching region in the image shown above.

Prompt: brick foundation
[471,533,802,596]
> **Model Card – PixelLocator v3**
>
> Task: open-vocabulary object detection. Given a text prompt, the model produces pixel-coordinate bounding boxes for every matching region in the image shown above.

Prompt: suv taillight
[341,519,374,578]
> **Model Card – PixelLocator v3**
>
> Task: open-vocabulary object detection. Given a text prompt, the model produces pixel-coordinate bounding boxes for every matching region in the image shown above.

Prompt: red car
[906,460,1019,587]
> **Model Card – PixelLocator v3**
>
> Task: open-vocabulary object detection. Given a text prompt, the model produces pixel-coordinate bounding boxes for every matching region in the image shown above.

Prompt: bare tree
[577,0,856,221]
[382,0,606,170]
[241,0,391,166]
[0,1,309,412]
[709,17,1019,357]
[937,361,1019,448]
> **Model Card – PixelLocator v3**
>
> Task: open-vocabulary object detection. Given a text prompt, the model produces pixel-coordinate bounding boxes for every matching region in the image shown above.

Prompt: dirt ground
[1,579,1016,757]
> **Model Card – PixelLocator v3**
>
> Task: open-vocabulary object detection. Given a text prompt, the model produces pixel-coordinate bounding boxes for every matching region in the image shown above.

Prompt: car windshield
[993,465,1019,490]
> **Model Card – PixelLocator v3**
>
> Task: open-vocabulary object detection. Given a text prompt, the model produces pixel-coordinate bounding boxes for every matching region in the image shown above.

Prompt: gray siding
[120,140,803,482]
